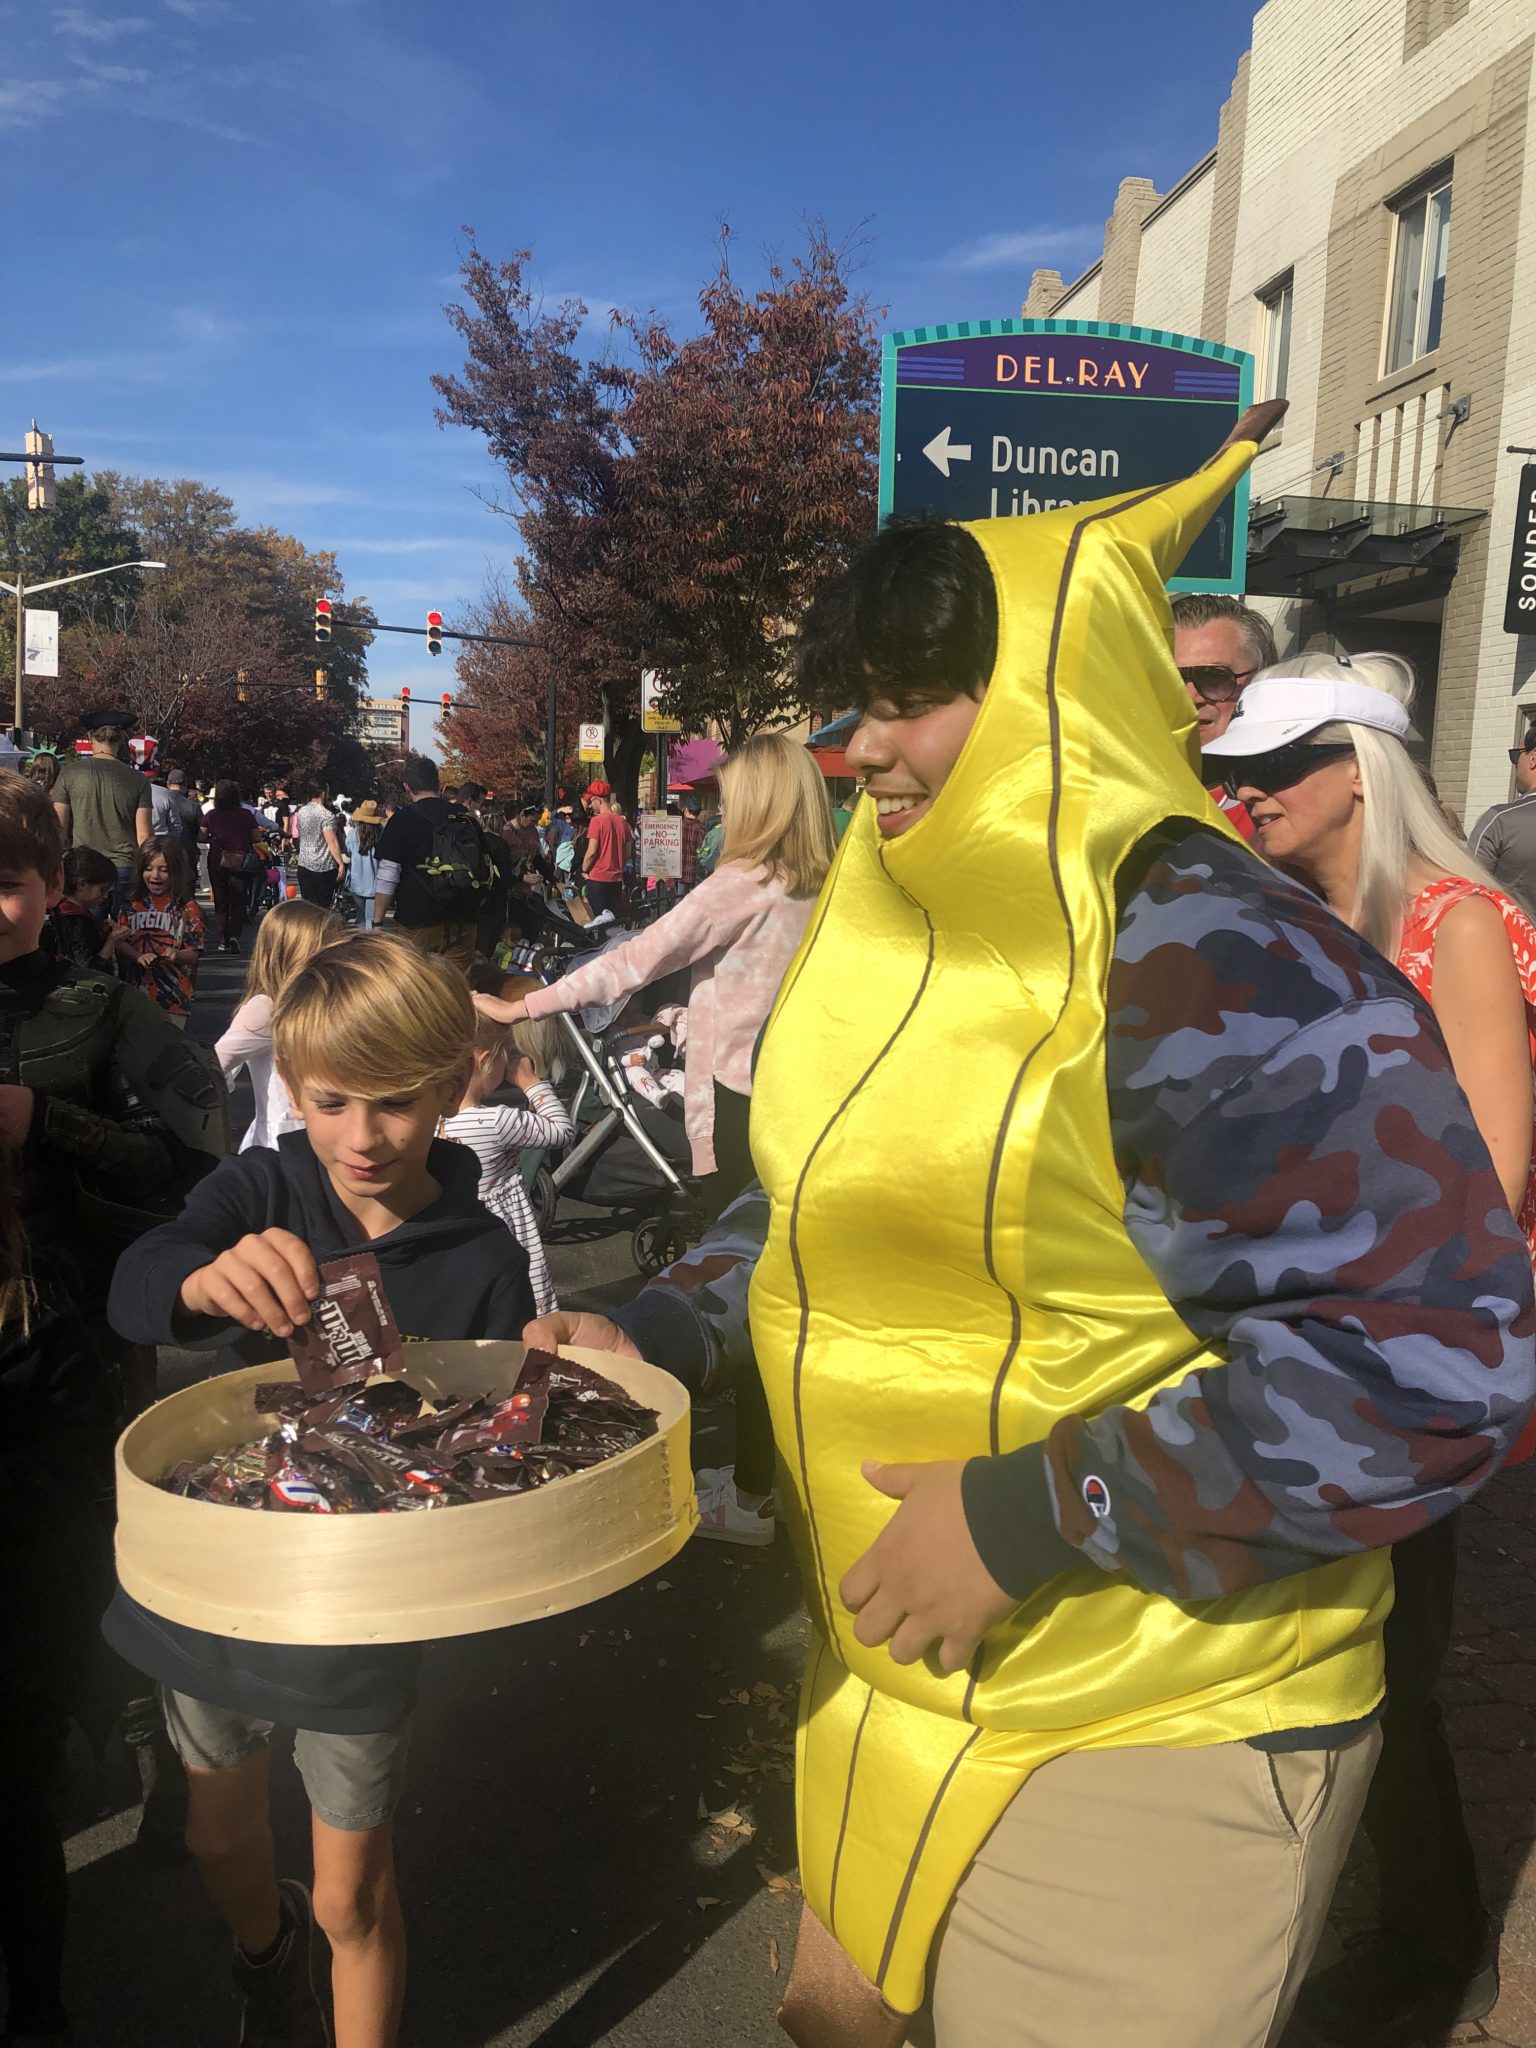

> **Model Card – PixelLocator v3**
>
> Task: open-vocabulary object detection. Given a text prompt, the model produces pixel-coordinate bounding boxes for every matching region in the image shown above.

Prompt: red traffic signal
[426,609,443,657]
[400,685,410,701]
[441,692,452,713]
[314,596,332,646]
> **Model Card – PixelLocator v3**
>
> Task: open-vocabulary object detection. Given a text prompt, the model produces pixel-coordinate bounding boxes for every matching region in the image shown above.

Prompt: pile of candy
[157,1251,657,1514]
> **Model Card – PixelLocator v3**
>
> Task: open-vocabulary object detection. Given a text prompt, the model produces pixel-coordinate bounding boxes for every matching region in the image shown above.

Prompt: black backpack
[416,804,495,909]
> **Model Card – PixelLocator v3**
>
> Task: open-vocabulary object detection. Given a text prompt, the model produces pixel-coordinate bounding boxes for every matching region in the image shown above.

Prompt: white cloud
[52,9,151,41]
[0,77,74,132]
[72,58,153,83]
[319,536,493,557]
[939,226,1101,273]
[0,352,179,384]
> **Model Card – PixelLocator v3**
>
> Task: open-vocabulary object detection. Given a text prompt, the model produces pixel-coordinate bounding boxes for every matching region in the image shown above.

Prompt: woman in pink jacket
[482,731,836,1544]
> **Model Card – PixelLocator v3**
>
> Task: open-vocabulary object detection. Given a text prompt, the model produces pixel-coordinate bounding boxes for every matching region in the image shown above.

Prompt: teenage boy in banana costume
[527,407,1536,2047]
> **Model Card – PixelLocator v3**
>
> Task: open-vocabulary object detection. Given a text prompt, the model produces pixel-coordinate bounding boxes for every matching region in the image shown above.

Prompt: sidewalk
[1287,1453,1536,2048]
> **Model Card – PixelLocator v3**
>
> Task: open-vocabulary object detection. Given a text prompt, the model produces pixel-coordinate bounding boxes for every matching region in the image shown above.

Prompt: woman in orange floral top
[1208,649,1533,2045]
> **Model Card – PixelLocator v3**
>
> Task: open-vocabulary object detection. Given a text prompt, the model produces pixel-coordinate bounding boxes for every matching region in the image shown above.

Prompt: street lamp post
[0,561,167,732]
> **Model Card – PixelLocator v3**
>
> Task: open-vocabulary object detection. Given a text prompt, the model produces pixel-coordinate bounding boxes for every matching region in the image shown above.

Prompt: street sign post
[880,319,1255,592]
[641,668,681,735]
[579,721,605,763]
[22,608,58,677]
[640,811,683,880]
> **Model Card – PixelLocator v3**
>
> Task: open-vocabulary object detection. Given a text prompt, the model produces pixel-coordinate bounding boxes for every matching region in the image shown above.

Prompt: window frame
[1383,166,1453,376]
[1256,271,1294,403]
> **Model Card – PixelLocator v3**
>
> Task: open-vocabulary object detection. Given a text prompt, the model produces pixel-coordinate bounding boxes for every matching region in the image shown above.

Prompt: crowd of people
[5,405,1536,2048]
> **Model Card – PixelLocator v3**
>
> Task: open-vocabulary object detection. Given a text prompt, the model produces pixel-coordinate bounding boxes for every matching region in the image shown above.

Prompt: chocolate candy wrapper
[158,1347,660,1515]
[287,1252,406,1399]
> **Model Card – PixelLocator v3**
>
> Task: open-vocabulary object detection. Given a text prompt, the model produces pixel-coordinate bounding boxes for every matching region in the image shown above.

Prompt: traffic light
[314,597,332,646]
[426,609,443,656]
[441,692,452,715]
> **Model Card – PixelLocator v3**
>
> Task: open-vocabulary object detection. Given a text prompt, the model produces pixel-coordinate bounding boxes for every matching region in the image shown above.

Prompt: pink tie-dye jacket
[523,864,816,1174]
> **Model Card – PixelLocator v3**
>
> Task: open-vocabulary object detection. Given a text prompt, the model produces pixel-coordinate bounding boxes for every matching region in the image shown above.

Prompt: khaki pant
[907,1727,1379,2048]
[397,919,476,973]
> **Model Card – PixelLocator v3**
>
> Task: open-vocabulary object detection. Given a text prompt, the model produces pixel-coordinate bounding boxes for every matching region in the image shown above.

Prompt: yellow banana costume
[749,417,1390,2032]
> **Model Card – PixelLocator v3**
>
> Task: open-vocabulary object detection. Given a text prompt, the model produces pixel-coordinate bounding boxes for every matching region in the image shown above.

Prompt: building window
[1258,275,1293,401]
[1384,173,1451,373]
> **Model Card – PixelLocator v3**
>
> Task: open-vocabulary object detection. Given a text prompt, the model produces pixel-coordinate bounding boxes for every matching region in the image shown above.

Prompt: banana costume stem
[750,406,1387,2034]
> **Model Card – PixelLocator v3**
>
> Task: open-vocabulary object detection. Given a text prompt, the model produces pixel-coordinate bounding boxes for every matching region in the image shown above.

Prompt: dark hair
[351,820,379,856]
[213,779,242,811]
[1168,592,1278,673]
[796,516,997,715]
[0,770,65,882]
[400,754,439,795]
[63,845,118,894]
[134,833,193,902]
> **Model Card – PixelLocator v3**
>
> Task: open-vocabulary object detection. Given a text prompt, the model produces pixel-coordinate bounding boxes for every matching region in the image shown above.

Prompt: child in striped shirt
[441,1011,573,1316]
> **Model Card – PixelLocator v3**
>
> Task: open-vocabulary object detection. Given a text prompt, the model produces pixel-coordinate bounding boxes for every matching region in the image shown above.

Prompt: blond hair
[272,931,475,1098]
[1259,650,1494,959]
[244,898,344,1004]
[718,732,835,897]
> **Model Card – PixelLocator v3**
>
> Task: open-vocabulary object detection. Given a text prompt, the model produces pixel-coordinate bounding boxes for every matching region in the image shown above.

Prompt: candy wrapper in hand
[287,1252,405,1398]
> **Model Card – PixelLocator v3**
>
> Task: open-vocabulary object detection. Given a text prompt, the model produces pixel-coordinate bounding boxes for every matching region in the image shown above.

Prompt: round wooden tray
[115,1343,696,1645]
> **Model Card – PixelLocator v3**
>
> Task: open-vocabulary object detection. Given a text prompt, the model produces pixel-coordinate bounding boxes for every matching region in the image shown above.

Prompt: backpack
[416,804,495,909]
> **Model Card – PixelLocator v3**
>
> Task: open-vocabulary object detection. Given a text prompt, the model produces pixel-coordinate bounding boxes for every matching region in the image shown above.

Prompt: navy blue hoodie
[104,1131,534,1731]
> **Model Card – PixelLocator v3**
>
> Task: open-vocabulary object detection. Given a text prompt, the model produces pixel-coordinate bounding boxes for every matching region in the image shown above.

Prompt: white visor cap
[1200,677,1412,756]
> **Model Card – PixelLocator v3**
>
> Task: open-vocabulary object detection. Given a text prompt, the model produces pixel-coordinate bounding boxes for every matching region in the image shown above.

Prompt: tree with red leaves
[433,223,880,796]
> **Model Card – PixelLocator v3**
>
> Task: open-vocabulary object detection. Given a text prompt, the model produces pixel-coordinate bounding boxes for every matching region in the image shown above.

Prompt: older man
[1171,591,1278,840]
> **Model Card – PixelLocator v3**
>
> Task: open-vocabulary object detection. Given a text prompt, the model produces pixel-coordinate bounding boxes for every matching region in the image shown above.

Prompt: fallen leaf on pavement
[696,1896,721,1911]
[769,1937,781,1975]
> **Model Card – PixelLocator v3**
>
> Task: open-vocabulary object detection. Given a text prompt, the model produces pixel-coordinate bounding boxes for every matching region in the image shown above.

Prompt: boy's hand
[179,1229,322,1338]
[509,1053,540,1094]
[523,1311,640,1359]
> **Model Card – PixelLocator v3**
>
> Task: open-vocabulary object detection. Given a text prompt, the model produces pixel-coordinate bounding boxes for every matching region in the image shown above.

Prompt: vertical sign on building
[1503,465,1536,636]
[880,319,1255,591]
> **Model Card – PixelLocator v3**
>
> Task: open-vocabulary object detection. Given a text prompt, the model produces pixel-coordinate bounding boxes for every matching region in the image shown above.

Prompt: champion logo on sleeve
[1081,1474,1112,1520]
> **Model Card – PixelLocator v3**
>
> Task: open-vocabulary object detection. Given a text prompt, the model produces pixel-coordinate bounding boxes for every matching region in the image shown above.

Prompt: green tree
[0,474,146,680]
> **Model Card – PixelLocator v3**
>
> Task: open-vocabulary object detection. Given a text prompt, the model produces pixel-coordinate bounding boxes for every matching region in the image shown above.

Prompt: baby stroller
[519,942,704,1275]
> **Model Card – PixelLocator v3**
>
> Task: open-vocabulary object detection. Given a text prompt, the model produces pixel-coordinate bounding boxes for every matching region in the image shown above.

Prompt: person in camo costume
[530,405,1536,2048]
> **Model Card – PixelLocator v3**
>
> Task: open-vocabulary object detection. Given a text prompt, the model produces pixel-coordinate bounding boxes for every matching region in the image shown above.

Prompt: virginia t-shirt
[54,755,152,866]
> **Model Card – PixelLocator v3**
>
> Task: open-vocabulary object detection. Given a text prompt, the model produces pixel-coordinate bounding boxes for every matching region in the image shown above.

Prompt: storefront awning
[1246,495,1485,600]
[811,747,857,780]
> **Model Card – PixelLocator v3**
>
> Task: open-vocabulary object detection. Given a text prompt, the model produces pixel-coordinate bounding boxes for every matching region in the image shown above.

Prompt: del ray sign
[880,319,1255,592]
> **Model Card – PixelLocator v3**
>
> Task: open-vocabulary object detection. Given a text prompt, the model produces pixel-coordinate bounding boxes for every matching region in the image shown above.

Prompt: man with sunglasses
[1469,723,1536,920]
[1171,592,1278,842]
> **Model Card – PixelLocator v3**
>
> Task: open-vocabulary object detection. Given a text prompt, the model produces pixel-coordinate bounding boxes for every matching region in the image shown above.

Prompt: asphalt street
[49,938,1536,2047]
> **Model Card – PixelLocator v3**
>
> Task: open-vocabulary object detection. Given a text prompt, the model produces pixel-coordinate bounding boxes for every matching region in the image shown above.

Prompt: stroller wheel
[531,1167,558,1234]
[632,1216,684,1277]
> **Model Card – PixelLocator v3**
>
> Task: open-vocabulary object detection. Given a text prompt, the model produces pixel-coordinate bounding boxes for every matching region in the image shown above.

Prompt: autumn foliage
[433,224,881,796]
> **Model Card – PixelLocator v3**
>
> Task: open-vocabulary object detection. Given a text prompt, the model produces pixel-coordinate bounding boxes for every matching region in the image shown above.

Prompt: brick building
[1026,0,1536,819]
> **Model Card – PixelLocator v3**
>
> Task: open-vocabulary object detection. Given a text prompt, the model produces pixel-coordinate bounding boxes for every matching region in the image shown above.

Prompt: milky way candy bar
[286,1253,406,1398]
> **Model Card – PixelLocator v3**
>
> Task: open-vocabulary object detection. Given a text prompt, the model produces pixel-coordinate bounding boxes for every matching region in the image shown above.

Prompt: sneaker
[696,1467,776,1547]
[1297,1925,1500,2047]
[232,1878,331,2047]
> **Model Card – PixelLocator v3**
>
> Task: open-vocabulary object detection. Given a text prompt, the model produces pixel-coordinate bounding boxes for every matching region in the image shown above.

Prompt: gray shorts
[163,1690,411,1833]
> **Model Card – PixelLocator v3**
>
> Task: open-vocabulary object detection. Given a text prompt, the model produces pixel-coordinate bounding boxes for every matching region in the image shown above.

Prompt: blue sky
[7,0,1258,717]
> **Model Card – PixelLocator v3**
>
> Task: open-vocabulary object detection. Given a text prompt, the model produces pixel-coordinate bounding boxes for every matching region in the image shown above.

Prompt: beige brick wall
[1137,163,1216,336]
[1054,262,1102,321]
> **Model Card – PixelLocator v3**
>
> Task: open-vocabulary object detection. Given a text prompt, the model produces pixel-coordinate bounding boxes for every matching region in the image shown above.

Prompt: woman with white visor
[1205,651,1536,2048]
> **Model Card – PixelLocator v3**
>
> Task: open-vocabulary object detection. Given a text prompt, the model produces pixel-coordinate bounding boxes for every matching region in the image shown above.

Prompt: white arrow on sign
[922,426,973,478]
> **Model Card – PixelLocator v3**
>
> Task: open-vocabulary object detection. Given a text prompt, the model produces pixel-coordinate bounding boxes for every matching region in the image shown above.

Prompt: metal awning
[1246,495,1485,600]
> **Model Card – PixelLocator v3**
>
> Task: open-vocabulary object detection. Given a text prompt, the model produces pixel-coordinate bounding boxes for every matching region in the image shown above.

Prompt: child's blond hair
[273,931,475,1098]
[245,898,344,1004]
[468,968,567,1081]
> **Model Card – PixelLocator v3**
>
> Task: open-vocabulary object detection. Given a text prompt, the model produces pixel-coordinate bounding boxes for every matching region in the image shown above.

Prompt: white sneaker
[695,1467,776,1547]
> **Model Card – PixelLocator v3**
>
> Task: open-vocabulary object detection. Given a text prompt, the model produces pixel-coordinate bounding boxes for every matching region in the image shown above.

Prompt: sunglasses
[1509,745,1536,764]
[1221,741,1356,801]
[1178,663,1256,704]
